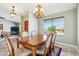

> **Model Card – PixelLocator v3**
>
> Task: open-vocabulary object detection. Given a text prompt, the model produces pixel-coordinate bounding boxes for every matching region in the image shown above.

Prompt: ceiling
[0,3,77,23]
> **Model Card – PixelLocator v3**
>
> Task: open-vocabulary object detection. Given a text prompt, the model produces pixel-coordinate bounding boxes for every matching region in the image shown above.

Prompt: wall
[17,11,39,34]
[77,4,79,47]
[0,19,16,33]
[38,9,77,46]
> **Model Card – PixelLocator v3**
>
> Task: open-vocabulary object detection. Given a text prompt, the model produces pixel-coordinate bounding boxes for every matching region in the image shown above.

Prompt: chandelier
[10,5,16,16]
[33,4,44,17]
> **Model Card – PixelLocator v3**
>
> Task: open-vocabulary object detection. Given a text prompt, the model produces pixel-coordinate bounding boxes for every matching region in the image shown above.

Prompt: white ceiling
[0,3,77,23]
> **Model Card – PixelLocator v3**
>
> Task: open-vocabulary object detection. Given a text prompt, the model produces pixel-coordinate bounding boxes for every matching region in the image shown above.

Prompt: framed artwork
[0,24,3,30]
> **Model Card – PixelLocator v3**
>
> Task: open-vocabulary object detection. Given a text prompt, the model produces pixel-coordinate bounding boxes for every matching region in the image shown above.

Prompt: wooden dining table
[17,35,45,56]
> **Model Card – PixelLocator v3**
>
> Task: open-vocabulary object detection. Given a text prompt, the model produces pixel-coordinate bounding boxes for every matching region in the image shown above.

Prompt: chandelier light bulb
[33,4,44,17]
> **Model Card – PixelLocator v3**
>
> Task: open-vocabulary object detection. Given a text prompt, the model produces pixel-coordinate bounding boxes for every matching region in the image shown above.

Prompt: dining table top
[18,35,45,47]
[17,34,47,56]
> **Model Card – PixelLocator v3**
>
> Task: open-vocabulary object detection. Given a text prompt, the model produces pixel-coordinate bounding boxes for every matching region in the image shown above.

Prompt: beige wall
[38,9,77,46]
[77,4,79,47]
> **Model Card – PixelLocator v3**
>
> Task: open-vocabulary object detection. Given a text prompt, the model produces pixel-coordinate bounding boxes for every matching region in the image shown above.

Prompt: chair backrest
[20,31,29,41]
[31,31,37,37]
[51,32,57,49]
[44,31,51,36]
[1,31,15,56]
[44,34,53,56]
[21,31,29,37]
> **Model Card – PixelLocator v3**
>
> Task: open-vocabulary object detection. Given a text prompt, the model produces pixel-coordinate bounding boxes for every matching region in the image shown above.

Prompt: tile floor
[0,38,79,56]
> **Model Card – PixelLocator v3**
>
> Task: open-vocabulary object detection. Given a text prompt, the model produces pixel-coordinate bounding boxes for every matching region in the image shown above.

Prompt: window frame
[43,16,64,35]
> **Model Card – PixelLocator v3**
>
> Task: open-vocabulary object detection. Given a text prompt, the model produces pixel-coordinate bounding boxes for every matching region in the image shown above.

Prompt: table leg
[32,47,36,56]
[17,40,19,48]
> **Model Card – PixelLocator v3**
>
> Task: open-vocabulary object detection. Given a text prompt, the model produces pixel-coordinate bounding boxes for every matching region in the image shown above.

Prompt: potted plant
[44,25,56,35]
[48,25,56,32]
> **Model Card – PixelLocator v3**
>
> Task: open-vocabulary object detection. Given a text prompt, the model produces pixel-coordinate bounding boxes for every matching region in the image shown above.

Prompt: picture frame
[0,24,3,30]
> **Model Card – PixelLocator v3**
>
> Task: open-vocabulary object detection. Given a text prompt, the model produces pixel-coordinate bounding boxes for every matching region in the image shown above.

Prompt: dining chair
[36,34,53,56]
[44,31,52,36]
[31,30,37,37]
[51,32,57,49]
[51,46,62,56]
[21,31,29,37]
[19,31,29,41]
[1,31,32,56]
[50,32,62,56]
[50,32,57,55]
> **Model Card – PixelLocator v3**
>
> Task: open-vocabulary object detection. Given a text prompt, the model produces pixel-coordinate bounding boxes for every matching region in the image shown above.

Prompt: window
[44,17,64,35]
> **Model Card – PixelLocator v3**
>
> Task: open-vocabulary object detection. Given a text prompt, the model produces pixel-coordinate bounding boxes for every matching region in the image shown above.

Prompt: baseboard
[55,42,77,48]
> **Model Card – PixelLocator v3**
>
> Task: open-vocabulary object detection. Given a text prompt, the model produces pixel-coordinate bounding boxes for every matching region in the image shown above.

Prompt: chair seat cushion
[52,46,62,56]
[36,45,45,55]
[15,48,32,56]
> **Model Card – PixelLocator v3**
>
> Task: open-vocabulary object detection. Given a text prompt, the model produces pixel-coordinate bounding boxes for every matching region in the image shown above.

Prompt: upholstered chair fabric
[21,31,29,37]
